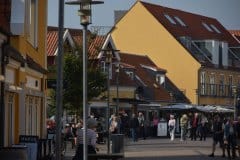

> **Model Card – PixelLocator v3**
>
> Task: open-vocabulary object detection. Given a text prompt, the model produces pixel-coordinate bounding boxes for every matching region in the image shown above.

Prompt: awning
[160,103,234,113]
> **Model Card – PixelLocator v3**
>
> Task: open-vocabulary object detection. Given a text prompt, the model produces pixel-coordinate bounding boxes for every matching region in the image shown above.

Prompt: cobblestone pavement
[64,137,232,160]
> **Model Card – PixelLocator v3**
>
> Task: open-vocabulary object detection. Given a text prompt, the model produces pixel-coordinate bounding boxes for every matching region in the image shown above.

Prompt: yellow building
[0,0,47,146]
[111,1,240,106]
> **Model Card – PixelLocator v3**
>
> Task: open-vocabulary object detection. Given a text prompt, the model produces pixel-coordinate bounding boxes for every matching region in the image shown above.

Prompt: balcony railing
[199,83,235,97]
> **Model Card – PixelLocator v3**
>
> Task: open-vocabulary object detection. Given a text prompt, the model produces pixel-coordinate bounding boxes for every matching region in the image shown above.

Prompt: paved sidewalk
[64,137,230,160]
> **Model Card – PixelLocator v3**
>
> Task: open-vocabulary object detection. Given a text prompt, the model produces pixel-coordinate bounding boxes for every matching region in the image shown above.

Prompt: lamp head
[65,0,103,25]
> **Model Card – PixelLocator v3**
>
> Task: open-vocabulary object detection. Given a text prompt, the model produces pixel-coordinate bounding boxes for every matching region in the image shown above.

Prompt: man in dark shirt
[209,115,225,158]
[129,113,139,142]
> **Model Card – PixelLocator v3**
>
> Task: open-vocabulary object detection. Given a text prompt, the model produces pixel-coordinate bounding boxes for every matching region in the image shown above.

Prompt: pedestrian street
[64,137,227,160]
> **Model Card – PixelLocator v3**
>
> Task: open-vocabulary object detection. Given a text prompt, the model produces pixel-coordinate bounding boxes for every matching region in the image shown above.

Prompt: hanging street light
[65,1,103,160]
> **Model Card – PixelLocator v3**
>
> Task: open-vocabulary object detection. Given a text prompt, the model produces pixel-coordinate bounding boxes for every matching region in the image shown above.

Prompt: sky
[48,0,240,30]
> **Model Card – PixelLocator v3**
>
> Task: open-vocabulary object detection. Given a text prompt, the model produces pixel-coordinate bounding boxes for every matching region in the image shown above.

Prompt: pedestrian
[71,123,77,149]
[129,113,139,142]
[190,113,199,141]
[109,115,118,134]
[120,110,129,136]
[168,114,176,141]
[224,117,236,159]
[73,118,98,160]
[180,114,188,142]
[235,116,240,157]
[152,114,159,137]
[138,112,146,140]
[209,115,225,158]
[199,114,208,141]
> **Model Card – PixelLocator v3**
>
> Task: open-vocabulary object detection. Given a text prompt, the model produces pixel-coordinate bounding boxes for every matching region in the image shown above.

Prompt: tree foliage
[48,50,107,117]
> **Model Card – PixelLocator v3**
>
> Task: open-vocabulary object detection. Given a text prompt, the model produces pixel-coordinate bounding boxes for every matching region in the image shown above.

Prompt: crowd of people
[208,115,240,159]
[168,113,240,159]
[48,111,240,160]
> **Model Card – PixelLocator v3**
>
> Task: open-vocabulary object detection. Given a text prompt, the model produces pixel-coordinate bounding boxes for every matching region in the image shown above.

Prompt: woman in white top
[109,115,118,134]
[168,114,176,141]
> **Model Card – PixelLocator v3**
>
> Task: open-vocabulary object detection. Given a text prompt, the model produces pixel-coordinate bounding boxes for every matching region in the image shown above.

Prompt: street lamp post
[55,0,64,159]
[102,49,120,152]
[104,50,112,154]
[65,1,103,160]
[115,61,120,134]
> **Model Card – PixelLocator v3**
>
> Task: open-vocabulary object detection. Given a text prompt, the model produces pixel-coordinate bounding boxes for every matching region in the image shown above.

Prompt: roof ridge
[140,1,217,21]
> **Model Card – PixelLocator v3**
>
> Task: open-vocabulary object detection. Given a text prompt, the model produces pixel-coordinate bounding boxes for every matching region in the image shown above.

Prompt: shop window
[5,93,15,146]
[200,72,206,95]
[219,74,225,96]
[209,74,216,96]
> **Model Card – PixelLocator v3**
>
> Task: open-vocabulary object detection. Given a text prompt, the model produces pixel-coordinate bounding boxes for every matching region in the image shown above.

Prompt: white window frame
[100,61,107,73]
[25,0,38,48]
[126,71,134,80]
[210,24,221,33]
[219,74,225,96]
[202,22,213,32]
[164,14,177,25]
[200,72,206,95]
[174,16,186,26]
[156,74,165,85]
[5,93,15,146]
[229,75,233,96]
[210,73,216,95]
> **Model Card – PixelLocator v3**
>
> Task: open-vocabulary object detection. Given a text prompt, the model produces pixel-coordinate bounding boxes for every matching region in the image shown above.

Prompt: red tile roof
[47,30,58,56]
[47,27,106,59]
[47,26,84,57]
[141,1,239,46]
[229,30,240,43]
[88,35,107,60]
[120,53,171,101]
[229,30,240,36]
[68,28,83,46]
[111,64,136,87]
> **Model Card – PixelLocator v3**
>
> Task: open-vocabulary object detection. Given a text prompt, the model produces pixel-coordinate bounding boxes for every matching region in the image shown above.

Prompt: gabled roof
[120,53,171,101]
[97,34,121,61]
[88,35,107,59]
[47,30,58,56]
[47,27,108,59]
[68,28,84,46]
[140,1,239,46]
[229,30,240,44]
[110,64,136,87]
[47,27,75,56]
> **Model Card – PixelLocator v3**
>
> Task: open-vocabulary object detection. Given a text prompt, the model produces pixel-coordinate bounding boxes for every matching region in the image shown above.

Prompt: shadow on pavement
[121,155,225,160]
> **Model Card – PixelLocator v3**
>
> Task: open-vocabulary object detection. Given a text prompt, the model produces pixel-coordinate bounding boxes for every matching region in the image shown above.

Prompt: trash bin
[0,145,28,160]
[111,134,124,153]
[19,135,39,160]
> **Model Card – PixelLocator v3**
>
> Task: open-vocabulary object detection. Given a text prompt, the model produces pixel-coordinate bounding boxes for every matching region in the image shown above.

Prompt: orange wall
[111,2,201,104]
[10,0,47,67]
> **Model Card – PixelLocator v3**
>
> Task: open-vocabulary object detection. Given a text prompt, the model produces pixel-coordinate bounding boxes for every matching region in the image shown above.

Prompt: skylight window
[174,16,186,26]
[210,24,221,33]
[202,22,213,32]
[164,14,176,25]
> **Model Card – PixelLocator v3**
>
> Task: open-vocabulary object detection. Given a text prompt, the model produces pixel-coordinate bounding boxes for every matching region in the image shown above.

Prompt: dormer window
[156,74,165,85]
[126,71,134,80]
[202,22,213,32]
[100,61,107,73]
[210,24,221,33]
[174,16,186,27]
[164,14,177,25]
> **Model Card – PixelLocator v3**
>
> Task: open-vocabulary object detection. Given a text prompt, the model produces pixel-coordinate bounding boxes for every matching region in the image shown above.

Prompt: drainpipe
[0,41,7,147]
